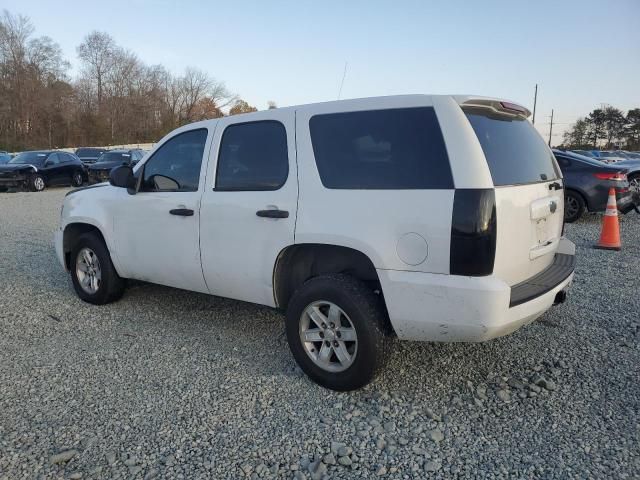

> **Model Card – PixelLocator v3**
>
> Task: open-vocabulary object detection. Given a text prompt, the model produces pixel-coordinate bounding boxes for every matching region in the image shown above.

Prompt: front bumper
[54,229,65,270]
[0,175,27,187]
[88,169,110,184]
[378,237,575,342]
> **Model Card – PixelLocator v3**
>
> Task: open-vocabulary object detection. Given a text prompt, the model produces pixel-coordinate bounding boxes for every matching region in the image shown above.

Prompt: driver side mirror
[109,165,137,195]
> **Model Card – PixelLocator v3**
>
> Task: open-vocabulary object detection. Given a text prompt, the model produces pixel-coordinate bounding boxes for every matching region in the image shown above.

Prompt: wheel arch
[565,187,589,211]
[273,243,390,323]
[62,222,111,271]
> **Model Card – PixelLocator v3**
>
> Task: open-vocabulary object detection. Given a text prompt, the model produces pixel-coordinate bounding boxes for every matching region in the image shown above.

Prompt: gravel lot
[1,188,638,479]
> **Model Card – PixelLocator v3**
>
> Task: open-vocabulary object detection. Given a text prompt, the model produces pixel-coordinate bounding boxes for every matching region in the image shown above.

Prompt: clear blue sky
[5,0,639,142]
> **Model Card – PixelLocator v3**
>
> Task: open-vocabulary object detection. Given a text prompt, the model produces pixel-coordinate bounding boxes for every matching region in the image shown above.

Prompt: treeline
[562,106,640,150]
[0,10,258,152]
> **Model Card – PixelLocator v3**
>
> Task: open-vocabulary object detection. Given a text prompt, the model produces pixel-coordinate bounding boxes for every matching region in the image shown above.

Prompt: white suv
[55,95,575,390]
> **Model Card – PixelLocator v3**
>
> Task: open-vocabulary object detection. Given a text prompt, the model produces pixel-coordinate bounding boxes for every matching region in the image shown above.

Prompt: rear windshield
[464,107,559,186]
[76,148,104,157]
[309,107,453,189]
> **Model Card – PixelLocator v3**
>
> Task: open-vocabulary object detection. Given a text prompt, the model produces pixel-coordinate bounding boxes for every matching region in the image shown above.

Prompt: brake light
[593,172,627,181]
[450,189,496,276]
[500,101,528,115]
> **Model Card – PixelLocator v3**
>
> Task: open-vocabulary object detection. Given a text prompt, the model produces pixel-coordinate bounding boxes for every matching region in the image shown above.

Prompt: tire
[71,170,84,187]
[30,174,46,192]
[629,174,640,194]
[564,190,585,223]
[285,274,391,391]
[70,232,126,305]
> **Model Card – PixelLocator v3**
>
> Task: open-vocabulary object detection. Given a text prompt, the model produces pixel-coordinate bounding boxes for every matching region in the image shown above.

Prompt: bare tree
[77,31,115,107]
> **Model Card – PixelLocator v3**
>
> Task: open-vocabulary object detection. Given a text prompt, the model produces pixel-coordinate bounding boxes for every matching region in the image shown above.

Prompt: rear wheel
[30,174,45,192]
[629,174,640,194]
[70,233,126,304]
[71,170,84,187]
[285,274,391,391]
[564,190,585,223]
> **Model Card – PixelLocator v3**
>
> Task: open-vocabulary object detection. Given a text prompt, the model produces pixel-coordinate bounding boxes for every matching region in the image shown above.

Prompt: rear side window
[309,107,453,189]
[215,121,288,191]
[464,107,559,186]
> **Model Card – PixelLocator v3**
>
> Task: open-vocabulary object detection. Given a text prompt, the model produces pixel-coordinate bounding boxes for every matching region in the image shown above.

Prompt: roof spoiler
[457,97,531,119]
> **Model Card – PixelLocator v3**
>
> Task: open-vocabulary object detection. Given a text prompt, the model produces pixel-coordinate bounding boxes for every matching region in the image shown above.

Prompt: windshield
[9,152,47,165]
[97,152,132,163]
[464,107,559,186]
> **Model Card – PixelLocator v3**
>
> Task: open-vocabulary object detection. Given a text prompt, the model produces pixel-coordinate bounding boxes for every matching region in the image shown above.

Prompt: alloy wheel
[565,196,579,219]
[34,176,45,191]
[76,247,102,294]
[299,301,358,373]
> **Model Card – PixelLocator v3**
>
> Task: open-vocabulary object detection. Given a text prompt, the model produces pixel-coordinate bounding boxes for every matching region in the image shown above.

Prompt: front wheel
[628,174,640,194]
[70,233,126,305]
[285,274,391,391]
[564,191,585,223]
[30,174,46,192]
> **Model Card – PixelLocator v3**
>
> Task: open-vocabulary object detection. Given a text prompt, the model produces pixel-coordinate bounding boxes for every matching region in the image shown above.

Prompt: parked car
[0,151,11,164]
[0,151,86,192]
[586,150,626,163]
[56,95,575,390]
[553,150,635,222]
[87,149,145,184]
[75,147,108,165]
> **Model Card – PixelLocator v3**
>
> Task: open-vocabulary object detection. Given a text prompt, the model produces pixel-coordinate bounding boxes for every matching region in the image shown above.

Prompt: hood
[0,163,38,173]
[89,160,127,170]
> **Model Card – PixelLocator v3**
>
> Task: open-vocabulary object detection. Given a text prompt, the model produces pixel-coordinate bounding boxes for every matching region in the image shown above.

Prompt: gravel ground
[0,188,638,480]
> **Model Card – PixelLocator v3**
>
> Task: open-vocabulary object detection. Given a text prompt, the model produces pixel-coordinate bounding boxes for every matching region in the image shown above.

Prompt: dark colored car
[0,151,87,192]
[75,147,109,165]
[553,149,635,222]
[87,149,145,184]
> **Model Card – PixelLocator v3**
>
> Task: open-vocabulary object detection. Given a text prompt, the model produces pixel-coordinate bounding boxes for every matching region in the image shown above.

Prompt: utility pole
[532,84,538,125]
[548,109,554,147]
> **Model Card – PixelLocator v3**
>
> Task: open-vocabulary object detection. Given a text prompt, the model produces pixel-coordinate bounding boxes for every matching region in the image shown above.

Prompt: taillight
[593,172,626,181]
[450,189,496,276]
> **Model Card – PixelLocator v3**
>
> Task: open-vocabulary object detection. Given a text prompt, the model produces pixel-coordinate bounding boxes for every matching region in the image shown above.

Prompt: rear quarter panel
[294,95,491,274]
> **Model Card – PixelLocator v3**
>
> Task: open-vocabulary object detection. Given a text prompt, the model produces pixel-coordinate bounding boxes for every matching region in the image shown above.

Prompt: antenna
[337,62,348,100]
[532,84,538,125]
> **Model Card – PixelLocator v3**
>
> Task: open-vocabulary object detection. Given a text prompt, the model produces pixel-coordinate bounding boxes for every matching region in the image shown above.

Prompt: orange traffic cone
[594,188,621,251]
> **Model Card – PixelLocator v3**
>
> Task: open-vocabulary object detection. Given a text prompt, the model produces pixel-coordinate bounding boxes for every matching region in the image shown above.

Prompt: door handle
[549,182,563,191]
[169,208,194,216]
[256,209,289,219]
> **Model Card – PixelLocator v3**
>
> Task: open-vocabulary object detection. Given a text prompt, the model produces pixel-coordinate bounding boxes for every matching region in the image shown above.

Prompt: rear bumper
[378,237,575,342]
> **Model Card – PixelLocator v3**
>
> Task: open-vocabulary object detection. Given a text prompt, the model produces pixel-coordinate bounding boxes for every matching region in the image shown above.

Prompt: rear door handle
[256,209,289,219]
[549,182,563,191]
[169,208,194,216]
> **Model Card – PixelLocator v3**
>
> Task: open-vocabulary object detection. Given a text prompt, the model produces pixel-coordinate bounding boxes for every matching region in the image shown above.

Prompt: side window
[47,153,60,165]
[141,129,208,192]
[215,121,288,191]
[309,107,453,189]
